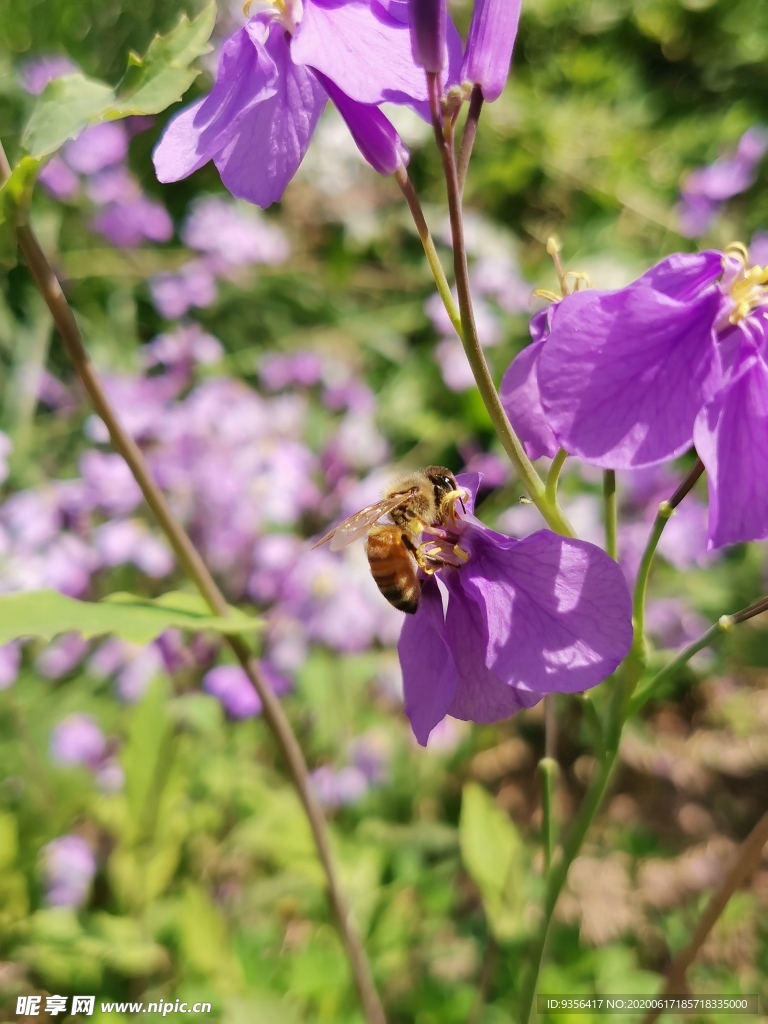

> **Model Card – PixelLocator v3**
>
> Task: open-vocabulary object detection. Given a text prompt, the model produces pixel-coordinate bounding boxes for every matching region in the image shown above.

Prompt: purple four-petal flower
[399,475,633,744]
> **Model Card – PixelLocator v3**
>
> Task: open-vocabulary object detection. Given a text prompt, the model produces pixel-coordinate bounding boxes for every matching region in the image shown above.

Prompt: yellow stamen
[723,241,768,324]
[540,237,591,300]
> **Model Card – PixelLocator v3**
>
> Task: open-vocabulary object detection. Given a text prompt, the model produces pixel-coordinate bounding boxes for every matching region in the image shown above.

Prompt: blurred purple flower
[153,2,430,206]
[115,644,164,703]
[95,759,125,793]
[79,451,142,516]
[750,232,768,267]
[35,634,89,680]
[204,664,261,718]
[182,195,290,268]
[42,835,95,908]
[18,55,77,94]
[143,324,223,370]
[64,122,129,175]
[260,351,323,390]
[310,765,368,808]
[399,475,633,744]
[91,195,173,248]
[85,165,139,205]
[94,519,174,577]
[38,156,80,200]
[149,260,219,319]
[0,642,20,690]
[679,127,768,237]
[50,713,106,769]
[461,0,522,102]
[350,730,391,784]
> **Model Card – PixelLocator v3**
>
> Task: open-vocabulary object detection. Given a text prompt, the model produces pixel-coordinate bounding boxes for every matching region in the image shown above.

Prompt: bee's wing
[312,490,417,551]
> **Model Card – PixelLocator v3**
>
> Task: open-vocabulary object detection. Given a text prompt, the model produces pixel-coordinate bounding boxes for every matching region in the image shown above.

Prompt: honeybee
[313,467,468,614]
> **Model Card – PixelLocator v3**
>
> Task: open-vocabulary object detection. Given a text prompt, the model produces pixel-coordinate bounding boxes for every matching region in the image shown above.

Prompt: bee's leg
[414,538,467,573]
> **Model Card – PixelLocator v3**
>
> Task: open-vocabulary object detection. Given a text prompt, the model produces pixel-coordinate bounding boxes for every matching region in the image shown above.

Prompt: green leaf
[0,590,260,645]
[459,782,530,943]
[0,157,41,267]
[108,3,216,117]
[22,75,116,159]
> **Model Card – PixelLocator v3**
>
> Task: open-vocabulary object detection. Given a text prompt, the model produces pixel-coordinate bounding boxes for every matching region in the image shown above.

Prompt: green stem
[0,143,386,1024]
[603,470,617,560]
[519,746,619,1023]
[424,72,574,539]
[545,450,568,504]
[631,592,768,714]
[538,757,559,874]
[395,167,462,336]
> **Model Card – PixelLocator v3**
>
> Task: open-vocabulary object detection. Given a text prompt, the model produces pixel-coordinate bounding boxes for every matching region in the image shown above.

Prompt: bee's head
[425,466,458,499]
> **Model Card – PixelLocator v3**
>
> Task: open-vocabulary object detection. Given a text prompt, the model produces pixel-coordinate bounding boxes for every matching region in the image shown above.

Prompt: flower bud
[461,0,522,102]
[320,75,410,176]
[408,0,446,73]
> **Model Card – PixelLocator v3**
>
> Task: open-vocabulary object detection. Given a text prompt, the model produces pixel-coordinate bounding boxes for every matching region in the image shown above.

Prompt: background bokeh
[1,0,768,1020]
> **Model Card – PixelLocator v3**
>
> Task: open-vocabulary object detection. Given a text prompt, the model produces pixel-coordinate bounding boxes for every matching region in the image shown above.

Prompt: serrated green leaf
[22,75,116,159]
[0,157,41,267]
[0,590,260,645]
[459,782,529,943]
[107,3,216,117]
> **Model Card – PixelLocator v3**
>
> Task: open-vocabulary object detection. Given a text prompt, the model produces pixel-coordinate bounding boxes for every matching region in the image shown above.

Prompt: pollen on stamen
[723,242,768,324]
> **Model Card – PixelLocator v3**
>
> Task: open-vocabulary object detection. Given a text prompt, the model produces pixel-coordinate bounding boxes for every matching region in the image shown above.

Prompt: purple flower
[91,195,173,248]
[38,156,80,200]
[94,519,174,577]
[679,127,768,237]
[79,451,142,516]
[50,713,106,769]
[181,195,290,268]
[310,765,369,808]
[115,644,164,703]
[18,55,78,95]
[399,476,633,744]
[41,835,95,908]
[143,324,223,370]
[153,2,432,207]
[507,247,768,548]
[35,634,89,680]
[148,260,219,318]
[64,122,129,175]
[0,642,20,690]
[461,0,522,102]
[0,431,10,485]
[204,662,290,718]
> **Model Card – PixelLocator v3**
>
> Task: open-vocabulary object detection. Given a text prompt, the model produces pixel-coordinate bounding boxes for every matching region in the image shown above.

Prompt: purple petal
[213,31,327,207]
[637,251,724,301]
[64,122,128,175]
[694,340,768,548]
[538,283,723,468]
[460,0,522,102]
[500,339,559,460]
[459,529,633,693]
[443,572,542,723]
[291,0,429,108]
[318,73,409,174]
[398,577,458,745]
[153,20,279,186]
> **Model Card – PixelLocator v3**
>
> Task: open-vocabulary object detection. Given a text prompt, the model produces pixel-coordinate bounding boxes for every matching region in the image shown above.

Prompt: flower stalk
[422,71,574,538]
[0,142,386,1024]
[603,470,617,560]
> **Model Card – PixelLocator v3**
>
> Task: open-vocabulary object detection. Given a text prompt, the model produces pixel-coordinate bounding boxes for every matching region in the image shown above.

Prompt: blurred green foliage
[1,0,768,1021]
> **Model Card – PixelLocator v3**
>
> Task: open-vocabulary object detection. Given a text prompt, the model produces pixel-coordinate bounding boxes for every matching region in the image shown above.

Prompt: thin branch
[424,71,574,539]
[545,450,568,504]
[640,810,768,1024]
[0,143,386,1024]
[456,86,484,196]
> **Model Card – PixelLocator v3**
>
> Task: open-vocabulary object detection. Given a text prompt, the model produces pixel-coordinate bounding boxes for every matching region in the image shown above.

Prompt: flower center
[723,242,768,325]
[244,0,301,34]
